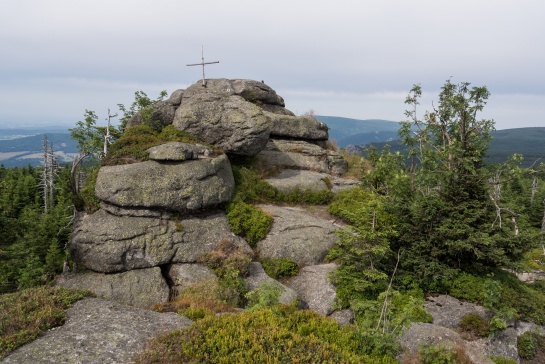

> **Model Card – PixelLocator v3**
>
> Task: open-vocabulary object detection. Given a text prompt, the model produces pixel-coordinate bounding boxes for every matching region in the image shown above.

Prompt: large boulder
[424,295,489,329]
[146,142,212,161]
[0,298,192,364]
[56,268,169,308]
[244,262,299,306]
[256,139,347,176]
[255,205,340,266]
[174,92,270,156]
[265,112,329,140]
[286,263,338,316]
[71,209,251,273]
[95,154,234,212]
[165,263,218,295]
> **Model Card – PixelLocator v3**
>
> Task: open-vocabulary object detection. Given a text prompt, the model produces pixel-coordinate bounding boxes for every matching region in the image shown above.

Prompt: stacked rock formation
[59,79,352,321]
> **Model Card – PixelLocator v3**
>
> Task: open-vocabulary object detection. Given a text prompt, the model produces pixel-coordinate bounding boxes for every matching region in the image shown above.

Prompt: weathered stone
[244,262,299,306]
[125,100,177,129]
[95,154,234,212]
[329,309,355,326]
[99,202,164,218]
[56,268,169,308]
[71,209,251,273]
[424,295,489,329]
[260,103,295,116]
[286,263,338,316]
[255,205,340,266]
[174,92,270,156]
[330,177,360,193]
[0,298,192,364]
[265,169,330,194]
[399,323,494,364]
[168,89,184,106]
[266,112,329,140]
[166,263,218,294]
[147,142,212,161]
[256,139,347,175]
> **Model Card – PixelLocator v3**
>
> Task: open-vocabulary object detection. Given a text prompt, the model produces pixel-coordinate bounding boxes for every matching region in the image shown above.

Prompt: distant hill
[316,116,400,147]
[0,129,78,168]
[356,127,545,168]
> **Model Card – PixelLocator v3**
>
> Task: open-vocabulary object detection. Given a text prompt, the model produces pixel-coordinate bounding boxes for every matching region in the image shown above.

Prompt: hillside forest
[1,80,545,362]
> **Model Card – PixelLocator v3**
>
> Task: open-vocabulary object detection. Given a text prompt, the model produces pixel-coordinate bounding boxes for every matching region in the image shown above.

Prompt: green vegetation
[518,331,538,359]
[490,357,518,364]
[245,281,283,310]
[226,201,272,247]
[417,342,473,364]
[102,124,201,166]
[261,257,299,279]
[133,304,398,364]
[0,165,73,293]
[459,313,489,337]
[0,286,92,359]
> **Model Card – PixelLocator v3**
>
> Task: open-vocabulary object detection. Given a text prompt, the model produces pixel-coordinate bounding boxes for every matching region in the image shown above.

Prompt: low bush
[226,201,272,246]
[459,312,489,337]
[261,257,299,279]
[133,304,398,364]
[518,331,538,360]
[245,281,283,310]
[490,356,517,364]
[418,343,473,364]
[0,286,92,359]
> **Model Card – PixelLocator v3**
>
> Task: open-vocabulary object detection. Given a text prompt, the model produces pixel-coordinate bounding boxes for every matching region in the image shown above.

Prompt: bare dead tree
[103,108,117,156]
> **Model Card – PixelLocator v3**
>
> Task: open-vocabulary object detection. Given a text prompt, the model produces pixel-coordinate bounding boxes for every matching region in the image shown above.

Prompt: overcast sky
[1,0,544,130]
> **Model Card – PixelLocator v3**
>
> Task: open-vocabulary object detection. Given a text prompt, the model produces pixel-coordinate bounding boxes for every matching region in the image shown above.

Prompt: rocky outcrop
[244,262,299,306]
[95,154,234,212]
[255,205,340,266]
[56,268,169,308]
[256,139,347,177]
[174,92,270,156]
[71,210,248,273]
[147,142,212,161]
[286,263,338,316]
[0,298,192,364]
[265,112,328,140]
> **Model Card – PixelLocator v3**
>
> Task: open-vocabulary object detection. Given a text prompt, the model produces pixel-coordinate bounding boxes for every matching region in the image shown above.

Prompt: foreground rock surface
[56,268,169,308]
[71,210,251,273]
[1,298,192,364]
[286,263,338,316]
[255,205,340,266]
[244,262,298,305]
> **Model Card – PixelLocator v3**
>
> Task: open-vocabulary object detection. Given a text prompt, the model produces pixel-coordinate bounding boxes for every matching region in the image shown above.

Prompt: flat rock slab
[56,267,169,308]
[286,263,338,316]
[255,205,340,266]
[399,323,494,364]
[1,298,192,364]
[424,295,488,328]
[265,169,329,194]
[95,155,234,212]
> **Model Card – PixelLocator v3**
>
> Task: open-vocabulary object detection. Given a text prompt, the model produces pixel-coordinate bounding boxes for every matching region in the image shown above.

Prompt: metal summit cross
[186,46,219,87]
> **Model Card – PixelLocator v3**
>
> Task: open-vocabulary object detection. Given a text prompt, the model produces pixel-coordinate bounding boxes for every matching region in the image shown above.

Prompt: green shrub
[490,356,517,364]
[418,342,473,364]
[133,305,398,364]
[0,286,92,359]
[518,331,538,359]
[245,281,283,310]
[226,200,272,246]
[261,257,299,279]
[449,273,486,304]
[178,307,213,320]
[459,312,489,337]
[78,166,100,213]
[488,316,507,335]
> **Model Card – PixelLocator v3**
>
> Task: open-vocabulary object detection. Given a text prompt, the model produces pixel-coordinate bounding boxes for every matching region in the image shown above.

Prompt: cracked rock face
[95,154,234,212]
[71,210,249,273]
